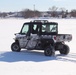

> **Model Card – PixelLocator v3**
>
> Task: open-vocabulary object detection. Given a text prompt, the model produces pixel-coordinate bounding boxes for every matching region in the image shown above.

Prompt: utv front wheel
[11,42,21,52]
[59,44,70,55]
[44,46,55,56]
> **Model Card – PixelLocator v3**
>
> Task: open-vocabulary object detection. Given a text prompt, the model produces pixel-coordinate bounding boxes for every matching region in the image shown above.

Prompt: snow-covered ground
[0,18,76,75]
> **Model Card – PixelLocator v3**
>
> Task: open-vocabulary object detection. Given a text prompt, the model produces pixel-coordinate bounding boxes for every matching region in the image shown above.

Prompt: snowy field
[0,18,76,75]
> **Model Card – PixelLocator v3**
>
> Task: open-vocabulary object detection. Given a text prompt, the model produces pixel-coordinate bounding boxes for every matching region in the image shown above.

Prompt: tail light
[54,36,56,40]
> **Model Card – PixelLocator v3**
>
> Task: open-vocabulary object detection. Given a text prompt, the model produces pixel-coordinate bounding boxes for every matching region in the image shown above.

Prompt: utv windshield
[41,23,58,34]
[20,23,29,34]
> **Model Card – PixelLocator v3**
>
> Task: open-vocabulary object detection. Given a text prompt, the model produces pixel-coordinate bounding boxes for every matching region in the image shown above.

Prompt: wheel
[44,46,55,56]
[11,42,21,52]
[59,44,70,55]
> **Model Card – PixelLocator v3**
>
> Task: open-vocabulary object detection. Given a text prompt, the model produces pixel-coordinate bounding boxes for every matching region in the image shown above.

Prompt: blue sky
[0,0,76,12]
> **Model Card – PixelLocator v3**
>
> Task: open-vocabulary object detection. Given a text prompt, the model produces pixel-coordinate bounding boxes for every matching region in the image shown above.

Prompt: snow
[0,18,76,75]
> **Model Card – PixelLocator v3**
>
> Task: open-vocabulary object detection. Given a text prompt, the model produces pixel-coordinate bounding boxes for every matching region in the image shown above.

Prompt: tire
[44,46,55,56]
[59,44,70,55]
[11,42,21,52]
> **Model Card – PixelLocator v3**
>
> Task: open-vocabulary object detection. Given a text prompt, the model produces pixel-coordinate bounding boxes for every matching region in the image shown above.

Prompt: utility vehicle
[11,20,72,56]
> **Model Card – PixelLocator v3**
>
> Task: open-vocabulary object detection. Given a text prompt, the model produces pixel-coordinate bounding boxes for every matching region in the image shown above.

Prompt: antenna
[34,4,35,17]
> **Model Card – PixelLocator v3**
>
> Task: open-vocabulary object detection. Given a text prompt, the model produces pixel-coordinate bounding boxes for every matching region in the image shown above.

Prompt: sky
[0,0,76,12]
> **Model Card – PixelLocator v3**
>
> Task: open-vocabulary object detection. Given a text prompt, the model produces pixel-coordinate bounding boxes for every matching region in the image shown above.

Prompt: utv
[11,20,72,56]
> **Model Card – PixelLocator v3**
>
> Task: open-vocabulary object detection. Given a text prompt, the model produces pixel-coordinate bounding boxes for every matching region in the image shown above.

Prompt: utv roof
[32,19,57,23]
[24,22,58,25]
[31,20,48,23]
[23,19,58,24]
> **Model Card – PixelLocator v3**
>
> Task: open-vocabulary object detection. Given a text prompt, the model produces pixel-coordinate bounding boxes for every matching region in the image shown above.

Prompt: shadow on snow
[0,50,76,63]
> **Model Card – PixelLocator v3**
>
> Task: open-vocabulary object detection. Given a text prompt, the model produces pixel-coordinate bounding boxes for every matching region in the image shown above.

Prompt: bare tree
[21,9,41,18]
[0,12,7,18]
[49,6,58,17]
[70,9,76,17]
[59,7,66,18]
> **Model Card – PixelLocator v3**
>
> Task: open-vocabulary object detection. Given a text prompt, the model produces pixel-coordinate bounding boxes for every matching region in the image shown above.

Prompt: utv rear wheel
[59,44,70,55]
[11,42,21,52]
[44,46,55,56]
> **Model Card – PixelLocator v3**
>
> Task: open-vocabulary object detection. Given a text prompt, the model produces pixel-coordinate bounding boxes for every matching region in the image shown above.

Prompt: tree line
[0,6,76,18]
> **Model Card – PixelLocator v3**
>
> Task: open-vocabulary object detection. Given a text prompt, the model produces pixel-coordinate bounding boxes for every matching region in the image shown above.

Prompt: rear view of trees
[49,6,58,17]
[0,7,76,18]
[21,9,41,18]
[0,12,7,18]
[70,10,76,17]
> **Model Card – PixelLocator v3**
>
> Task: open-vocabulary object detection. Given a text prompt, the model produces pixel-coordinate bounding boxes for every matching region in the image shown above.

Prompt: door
[26,23,40,49]
[19,23,30,48]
